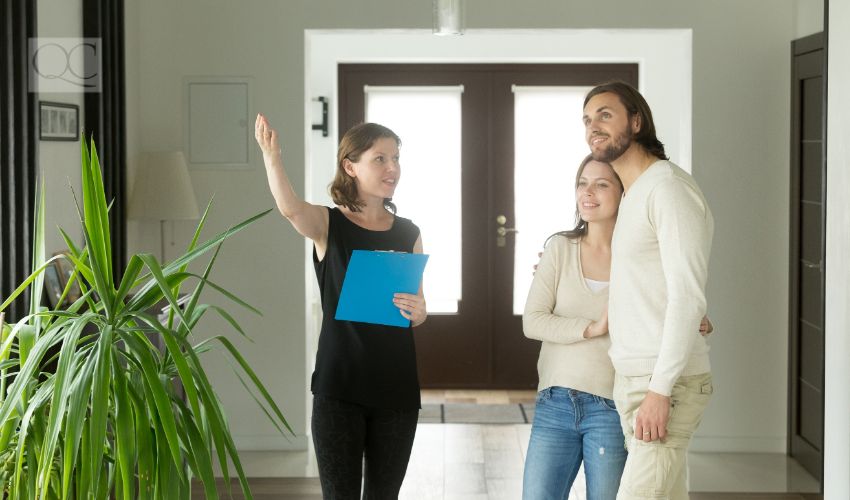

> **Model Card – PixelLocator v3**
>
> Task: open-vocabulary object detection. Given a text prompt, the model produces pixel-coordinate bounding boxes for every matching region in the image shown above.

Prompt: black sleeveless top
[312,207,422,410]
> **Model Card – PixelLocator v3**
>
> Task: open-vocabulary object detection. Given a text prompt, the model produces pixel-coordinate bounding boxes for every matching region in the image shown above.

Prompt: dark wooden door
[339,64,637,389]
[788,32,825,485]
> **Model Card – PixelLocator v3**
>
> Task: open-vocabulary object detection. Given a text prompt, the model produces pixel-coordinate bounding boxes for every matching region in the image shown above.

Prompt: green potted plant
[0,140,290,499]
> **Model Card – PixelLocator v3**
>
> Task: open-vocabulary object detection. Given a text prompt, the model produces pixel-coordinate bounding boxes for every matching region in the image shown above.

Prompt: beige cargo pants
[613,372,713,500]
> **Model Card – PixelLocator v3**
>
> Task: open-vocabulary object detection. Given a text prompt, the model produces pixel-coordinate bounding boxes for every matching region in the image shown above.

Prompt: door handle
[802,260,822,270]
[495,214,517,247]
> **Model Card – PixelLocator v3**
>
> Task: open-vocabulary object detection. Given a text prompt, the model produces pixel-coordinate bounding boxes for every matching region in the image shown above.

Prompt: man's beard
[591,130,632,163]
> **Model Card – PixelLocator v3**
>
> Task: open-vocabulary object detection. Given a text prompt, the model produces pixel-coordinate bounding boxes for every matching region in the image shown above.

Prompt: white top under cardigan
[523,235,614,400]
[608,160,714,396]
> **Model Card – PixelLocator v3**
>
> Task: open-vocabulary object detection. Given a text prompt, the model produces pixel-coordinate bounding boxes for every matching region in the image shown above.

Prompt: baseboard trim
[234,434,309,451]
[690,435,786,453]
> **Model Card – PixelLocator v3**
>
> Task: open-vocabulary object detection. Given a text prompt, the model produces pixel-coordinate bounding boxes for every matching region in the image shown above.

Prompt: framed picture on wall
[39,101,79,141]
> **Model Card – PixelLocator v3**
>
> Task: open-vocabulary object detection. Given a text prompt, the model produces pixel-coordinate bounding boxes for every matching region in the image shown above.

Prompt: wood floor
[191,478,821,500]
[190,390,822,499]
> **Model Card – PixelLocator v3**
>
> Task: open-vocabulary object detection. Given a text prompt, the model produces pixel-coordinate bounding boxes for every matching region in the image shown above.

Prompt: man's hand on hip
[635,390,671,442]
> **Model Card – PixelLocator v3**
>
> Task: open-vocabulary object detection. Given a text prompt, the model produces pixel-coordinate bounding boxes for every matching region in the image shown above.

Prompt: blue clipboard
[335,250,429,328]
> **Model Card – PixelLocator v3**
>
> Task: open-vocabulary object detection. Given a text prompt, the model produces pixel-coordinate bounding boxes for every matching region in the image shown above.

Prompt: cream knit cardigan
[523,235,614,399]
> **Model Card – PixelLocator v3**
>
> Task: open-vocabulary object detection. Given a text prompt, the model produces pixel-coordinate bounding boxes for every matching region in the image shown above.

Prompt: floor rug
[418,403,535,424]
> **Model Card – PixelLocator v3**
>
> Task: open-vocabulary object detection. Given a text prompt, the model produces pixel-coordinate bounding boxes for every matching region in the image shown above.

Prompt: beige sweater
[609,160,714,396]
[523,235,615,399]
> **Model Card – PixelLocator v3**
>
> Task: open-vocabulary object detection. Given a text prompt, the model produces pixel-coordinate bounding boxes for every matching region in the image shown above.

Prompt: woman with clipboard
[256,115,426,499]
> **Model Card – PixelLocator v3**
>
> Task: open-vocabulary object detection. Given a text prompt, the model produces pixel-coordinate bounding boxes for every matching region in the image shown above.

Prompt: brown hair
[583,80,668,161]
[330,123,401,213]
[545,154,623,245]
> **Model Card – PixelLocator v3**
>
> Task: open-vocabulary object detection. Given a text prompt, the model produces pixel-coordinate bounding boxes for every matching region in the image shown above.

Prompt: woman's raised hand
[253,113,329,248]
[255,113,281,160]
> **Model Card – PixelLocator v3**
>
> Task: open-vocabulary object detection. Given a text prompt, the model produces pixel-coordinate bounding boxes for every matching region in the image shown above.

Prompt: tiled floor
[206,445,822,499]
[208,390,821,499]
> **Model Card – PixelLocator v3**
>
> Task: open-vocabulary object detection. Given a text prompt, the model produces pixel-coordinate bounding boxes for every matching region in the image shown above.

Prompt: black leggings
[311,394,419,500]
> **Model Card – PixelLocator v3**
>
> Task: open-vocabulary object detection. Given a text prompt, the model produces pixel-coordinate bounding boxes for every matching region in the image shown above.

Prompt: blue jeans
[522,387,627,500]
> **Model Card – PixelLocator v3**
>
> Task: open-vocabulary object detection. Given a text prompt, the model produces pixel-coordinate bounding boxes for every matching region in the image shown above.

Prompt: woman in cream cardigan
[521,155,711,499]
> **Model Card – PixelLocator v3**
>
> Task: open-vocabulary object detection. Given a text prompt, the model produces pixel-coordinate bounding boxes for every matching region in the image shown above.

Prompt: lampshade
[128,151,200,221]
[433,0,465,36]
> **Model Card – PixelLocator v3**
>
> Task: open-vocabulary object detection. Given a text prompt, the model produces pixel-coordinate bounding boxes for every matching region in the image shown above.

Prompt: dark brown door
[339,64,637,389]
[788,32,825,485]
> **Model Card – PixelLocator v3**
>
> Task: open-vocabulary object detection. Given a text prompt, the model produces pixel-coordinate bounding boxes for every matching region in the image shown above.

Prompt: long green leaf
[191,304,250,339]
[183,273,262,317]
[136,255,192,332]
[124,272,192,316]
[62,351,96,499]
[232,369,288,437]
[36,315,88,499]
[12,378,53,497]
[179,405,218,500]
[0,322,62,431]
[0,255,66,313]
[192,366,238,499]
[57,232,100,314]
[58,227,95,286]
[113,329,183,471]
[29,178,47,320]
[163,209,272,275]
[216,396,253,500]
[70,180,115,320]
[178,243,223,348]
[80,139,113,293]
[114,255,144,308]
[152,411,179,500]
[125,207,271,298]
[112,348,136,500]
[77,418,90,500]
[88,141,114,286]
[126,381,154,500]
[130,311,207,463]
[168,196,214,330]
[88,325,113,486]
[208,335,292,435]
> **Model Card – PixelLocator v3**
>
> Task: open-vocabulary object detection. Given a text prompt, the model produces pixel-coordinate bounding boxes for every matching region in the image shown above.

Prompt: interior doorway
[788,31,826,486]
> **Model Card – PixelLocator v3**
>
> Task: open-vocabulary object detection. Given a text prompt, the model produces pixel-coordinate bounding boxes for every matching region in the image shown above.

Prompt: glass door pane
[366,86,463,313]
[513,86,592,314]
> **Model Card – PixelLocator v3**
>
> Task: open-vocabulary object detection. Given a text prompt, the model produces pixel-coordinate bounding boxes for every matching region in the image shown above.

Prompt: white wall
[824,0,850,496]
[127,0,800,453]
[37,0,84,254]
[125,0,141,239]
[795,0,824,38]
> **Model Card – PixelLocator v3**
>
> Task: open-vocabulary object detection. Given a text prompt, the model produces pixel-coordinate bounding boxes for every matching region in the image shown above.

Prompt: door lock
[495,214,518,247]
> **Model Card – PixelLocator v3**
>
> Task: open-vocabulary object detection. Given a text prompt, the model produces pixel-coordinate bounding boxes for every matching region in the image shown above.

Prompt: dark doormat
[418,403,535,424]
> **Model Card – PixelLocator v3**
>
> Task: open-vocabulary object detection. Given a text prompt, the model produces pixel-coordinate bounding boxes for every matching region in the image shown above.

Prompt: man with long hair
[582,81,714,499]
